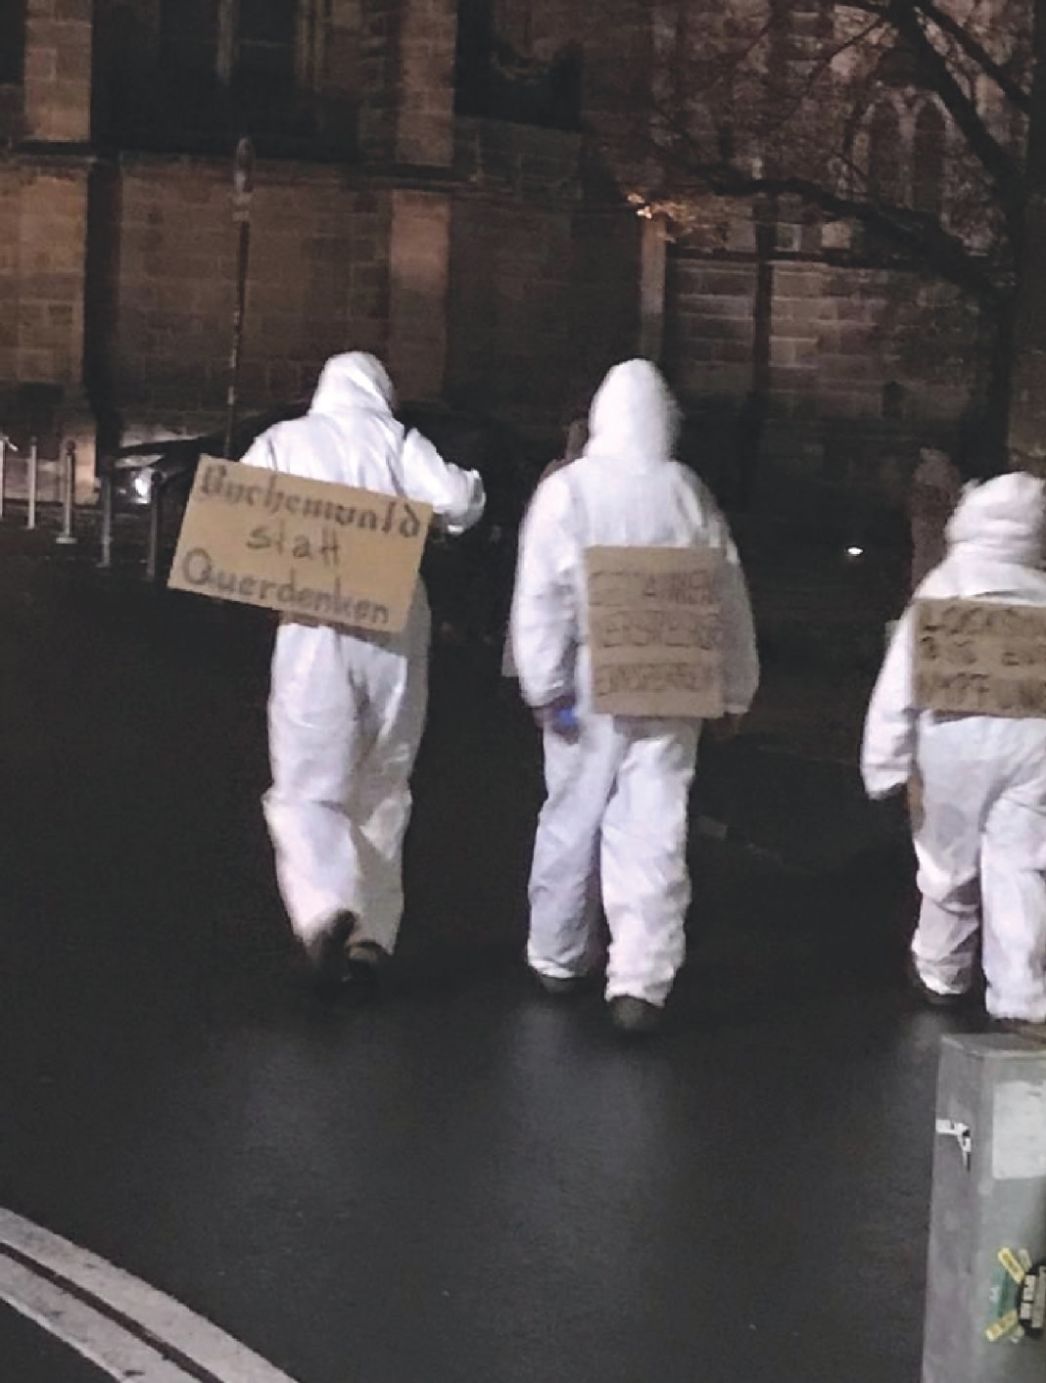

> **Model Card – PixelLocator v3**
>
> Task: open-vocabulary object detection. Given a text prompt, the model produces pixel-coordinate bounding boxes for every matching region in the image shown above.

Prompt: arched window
[159,0,220,75]
[913,102,946,215]
[0,0,26,84]
[238,0,297,86]
[158,0,296,85]
[868,102,903,204]
[494,0,532,55]
[454,0,580,128]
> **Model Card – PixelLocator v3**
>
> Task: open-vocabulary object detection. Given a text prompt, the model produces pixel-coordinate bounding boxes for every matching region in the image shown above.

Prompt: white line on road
[0,1252,194,1381]
[0,1207,300,1383]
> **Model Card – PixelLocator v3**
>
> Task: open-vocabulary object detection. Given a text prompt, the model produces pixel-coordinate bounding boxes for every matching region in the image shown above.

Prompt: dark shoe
[905,957,969,1010]
[346,939,389,972]
[302,911,357,995]
[531,969,586,997]
[995,1019,1046,1045]
[608,995,663,1035]
[345,940,389,995]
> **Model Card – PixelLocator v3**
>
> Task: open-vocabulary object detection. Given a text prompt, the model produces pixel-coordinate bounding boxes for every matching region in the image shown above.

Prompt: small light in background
[132,468,155,502]
[846,545,864,559]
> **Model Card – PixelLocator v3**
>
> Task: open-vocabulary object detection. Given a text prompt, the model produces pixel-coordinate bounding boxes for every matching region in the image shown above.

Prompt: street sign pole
[223,136,255,461]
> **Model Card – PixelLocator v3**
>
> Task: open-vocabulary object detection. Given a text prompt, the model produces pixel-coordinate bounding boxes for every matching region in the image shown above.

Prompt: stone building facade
[1,0,648,475]
[0,0,987,509]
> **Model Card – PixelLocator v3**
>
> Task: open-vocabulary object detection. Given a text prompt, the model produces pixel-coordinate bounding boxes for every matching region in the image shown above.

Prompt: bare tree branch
[835,0,1031,111]
[887,0,1025,230]
[645,150,1003,302]
[672,10,777,105]
[914,0,1031,112]
[754,13,890,140]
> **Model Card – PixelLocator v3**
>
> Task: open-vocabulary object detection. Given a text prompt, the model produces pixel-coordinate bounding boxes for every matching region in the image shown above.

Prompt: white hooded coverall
[862,472,1046,1022]
[510,360,760,1007]
[241,354,485,953]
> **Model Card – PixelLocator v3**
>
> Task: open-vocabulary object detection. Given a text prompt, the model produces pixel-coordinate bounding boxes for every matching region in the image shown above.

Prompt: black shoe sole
[608,996,663,1035]
[905,960,969,1010]
[533,971,586,997]
[989,1018,1046,1044]
[305,912,357,995]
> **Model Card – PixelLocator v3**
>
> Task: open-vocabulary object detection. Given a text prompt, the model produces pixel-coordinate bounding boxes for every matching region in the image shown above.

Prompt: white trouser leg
[602,724,699,1007]
[981,795,1046,1022]
[527,716,619,980]
[911,732,984,996]
[264,624,363,941]
[910,896,981,995]
[263,616,428,950]
[348,652,428,955]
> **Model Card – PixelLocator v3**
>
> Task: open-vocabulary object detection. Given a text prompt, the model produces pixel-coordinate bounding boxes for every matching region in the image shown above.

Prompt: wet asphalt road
[1,532,974,1383]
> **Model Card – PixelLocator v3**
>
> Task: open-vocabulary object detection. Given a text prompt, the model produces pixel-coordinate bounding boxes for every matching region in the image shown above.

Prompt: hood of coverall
[309,353,396,418]
[944,472,1046,567]
[584,359,681,466]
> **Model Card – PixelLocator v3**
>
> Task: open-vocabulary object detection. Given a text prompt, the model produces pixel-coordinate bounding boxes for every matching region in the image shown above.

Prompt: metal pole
[55,439,78,546]
[26,437,38,530]
[145,471,162,584]
[99,463,113,568]
[0,433,16,520]
[224,136,255,459]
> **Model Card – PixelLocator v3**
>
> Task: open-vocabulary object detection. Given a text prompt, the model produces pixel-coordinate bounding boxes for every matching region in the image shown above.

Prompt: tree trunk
[734,196,775,512]
[1007,0,1046,471]
[983,294,1016,473]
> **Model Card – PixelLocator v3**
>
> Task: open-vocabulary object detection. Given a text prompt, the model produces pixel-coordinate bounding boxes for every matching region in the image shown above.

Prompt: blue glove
[550,703,579,736]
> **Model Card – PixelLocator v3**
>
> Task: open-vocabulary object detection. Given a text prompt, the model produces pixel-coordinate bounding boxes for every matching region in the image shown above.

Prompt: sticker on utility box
[992,1080,1046,1181]
[1019,1261,1046,1339]
[987,1249,1045,1344]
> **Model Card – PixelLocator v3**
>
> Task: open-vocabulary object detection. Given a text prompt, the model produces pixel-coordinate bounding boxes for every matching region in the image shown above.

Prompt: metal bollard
[26,437,38,530]
[0,432,17,520]
[55,439,78,546]
[98,463,113,568]
[145,470,163,584]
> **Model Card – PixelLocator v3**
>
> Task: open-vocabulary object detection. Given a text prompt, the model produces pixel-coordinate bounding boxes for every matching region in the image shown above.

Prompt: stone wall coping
[5,141,94,171]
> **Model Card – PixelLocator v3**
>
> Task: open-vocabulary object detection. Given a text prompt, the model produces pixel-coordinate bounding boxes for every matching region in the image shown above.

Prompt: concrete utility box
[923,1035,1046,1382]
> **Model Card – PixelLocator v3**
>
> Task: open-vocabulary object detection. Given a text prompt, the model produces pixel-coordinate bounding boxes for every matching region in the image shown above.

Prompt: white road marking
[0,1207,299,1382]
[0,1252,192,1381]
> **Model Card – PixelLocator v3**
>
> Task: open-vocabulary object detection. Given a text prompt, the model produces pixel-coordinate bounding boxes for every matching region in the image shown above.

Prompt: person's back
[862,472,1046,1029]
[514,361,757,718]
[542,367,726,550]
[244,352,485,994]
[511,358,759,1034]
[244,353,482,536]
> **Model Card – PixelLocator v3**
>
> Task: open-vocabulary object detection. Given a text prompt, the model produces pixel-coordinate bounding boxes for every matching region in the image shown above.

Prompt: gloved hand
[535,696,580,742]
[706,712,744,744]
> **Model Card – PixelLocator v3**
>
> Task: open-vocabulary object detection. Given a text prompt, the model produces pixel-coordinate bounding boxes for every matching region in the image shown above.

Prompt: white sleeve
[397,429,485,534]
[238,429,279,471]
[688,479,759,715]
[861,607,919,799]
[510,475,578,708]
[713,516,760,715]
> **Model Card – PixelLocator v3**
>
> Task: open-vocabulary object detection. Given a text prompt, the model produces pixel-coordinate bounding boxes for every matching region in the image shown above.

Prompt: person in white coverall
[510,359,759,1034]
[241,353,485,992]
[862,472,1046,1026]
